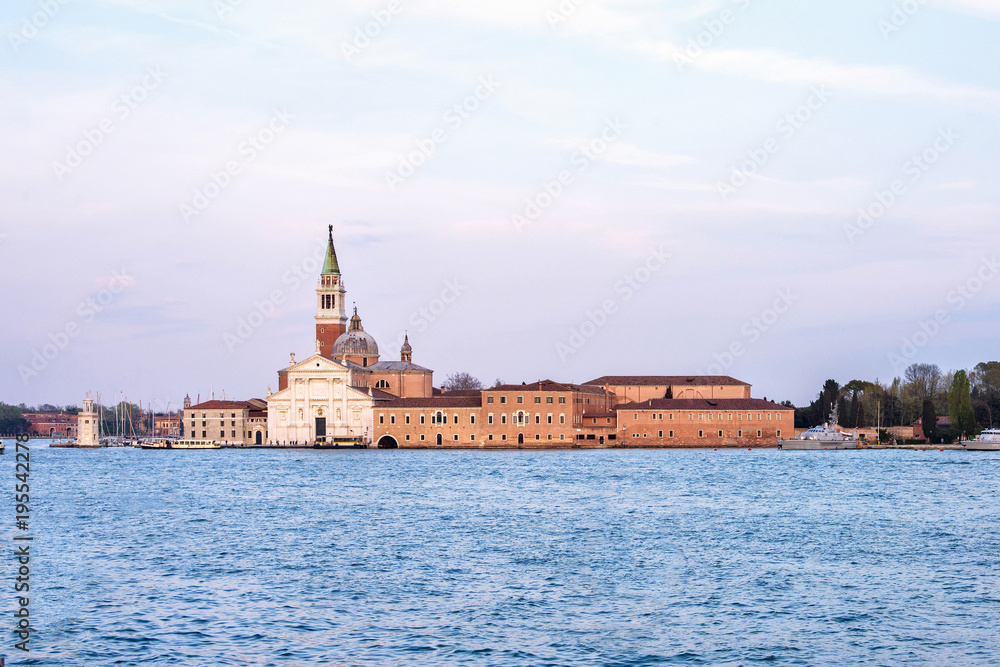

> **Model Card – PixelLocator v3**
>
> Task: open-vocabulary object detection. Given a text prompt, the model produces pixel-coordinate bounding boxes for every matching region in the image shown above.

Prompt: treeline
[0,400,174,437]
[794,362,998,439]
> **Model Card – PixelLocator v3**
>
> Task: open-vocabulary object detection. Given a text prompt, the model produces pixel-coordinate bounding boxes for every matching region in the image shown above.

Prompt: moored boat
[964,428,1000,451]
[779,407,857,450]
[140,439,220,450]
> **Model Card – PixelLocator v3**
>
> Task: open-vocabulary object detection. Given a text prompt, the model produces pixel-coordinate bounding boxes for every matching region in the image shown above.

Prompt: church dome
[333,308,379,358]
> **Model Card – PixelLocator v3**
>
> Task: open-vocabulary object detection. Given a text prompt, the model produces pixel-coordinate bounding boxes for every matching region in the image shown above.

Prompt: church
[265,226,434,445]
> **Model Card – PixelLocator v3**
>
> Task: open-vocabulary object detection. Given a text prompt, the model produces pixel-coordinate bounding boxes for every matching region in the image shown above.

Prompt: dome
[333,307,379,358]
[333,330,379,357]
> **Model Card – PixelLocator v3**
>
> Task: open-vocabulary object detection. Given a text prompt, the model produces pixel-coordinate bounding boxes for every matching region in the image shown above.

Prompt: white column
[328,378,334,441]
[303,379,312,444]
[289,378,297,445]
[342,377,349,436]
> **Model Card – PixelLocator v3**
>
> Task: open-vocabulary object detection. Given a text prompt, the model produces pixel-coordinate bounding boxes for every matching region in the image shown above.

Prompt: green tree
[971,361,1000,428]
[921,399,938,443]
[948,370,977,440]
[0,402,30,435]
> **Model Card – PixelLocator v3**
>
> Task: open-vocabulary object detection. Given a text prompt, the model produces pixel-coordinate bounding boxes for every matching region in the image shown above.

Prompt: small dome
[333,307,379,358]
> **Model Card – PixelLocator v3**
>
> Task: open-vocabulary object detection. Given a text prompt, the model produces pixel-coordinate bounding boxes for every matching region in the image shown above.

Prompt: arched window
[375,379,391,389]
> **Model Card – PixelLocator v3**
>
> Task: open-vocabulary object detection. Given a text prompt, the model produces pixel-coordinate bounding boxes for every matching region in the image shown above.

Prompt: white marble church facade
[266,348,380,445]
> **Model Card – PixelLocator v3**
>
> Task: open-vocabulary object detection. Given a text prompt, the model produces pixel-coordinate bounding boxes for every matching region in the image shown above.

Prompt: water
[3,442,999,665]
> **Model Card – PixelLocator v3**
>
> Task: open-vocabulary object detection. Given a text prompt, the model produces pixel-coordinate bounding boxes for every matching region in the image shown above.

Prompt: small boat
[779,407,857,450]
[964,428,1000,451]
[140,439,220,450]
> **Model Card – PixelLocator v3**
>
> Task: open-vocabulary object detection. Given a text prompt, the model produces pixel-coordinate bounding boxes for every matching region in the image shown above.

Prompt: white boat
[779,406,857,450]
[964,428,1000,451]
[140,439,220,450]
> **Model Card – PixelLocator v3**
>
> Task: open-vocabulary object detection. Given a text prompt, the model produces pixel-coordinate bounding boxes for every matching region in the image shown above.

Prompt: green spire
[322,224,341,275]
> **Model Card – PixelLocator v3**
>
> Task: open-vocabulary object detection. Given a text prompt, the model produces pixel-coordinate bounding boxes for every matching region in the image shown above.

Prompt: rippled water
[3,442,999,665]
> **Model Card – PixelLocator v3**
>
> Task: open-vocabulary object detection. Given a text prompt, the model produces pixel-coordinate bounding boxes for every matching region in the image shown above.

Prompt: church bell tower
[315,225,348,358]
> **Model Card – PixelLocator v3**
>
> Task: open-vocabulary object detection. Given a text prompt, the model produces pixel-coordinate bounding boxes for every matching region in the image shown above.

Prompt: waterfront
[4,442,999,665]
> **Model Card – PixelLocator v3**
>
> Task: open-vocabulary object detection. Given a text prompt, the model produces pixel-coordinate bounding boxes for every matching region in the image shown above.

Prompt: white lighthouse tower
[77,395,100,447]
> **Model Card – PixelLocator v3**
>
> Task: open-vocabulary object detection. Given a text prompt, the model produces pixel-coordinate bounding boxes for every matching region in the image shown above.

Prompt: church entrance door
[255,431,263,445]
[316,417,327,441]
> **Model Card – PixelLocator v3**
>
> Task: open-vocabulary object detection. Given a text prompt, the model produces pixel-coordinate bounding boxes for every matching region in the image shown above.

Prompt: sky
[1,0,998,411]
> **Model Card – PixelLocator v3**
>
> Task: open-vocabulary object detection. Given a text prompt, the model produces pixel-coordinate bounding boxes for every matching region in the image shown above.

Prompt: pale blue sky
[1,0,998,409]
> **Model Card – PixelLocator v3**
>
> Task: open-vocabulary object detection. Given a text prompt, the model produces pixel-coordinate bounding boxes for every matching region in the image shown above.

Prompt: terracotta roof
[583,412,617,419]
[586,375,750,387]
[187,400,254,410]
[379,396,482,409]
[618,398,789,411]
[487,380,612,396]
[350,386,397,401]
[439,389,483,396]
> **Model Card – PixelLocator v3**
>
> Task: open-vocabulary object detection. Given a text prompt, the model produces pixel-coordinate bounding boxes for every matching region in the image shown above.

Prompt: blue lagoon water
[4,443,999,665]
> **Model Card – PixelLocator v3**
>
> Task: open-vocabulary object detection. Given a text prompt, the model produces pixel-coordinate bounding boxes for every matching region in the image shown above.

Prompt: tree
[971,361,1000,428]
[921,399,938,443]
[0,403,29,435]
[948,370,977,440]
[442,372,483,392]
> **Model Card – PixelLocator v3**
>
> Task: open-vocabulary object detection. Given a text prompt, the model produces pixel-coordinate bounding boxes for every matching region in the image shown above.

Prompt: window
[718,413,723,420]
[607,418,612,424]
[547,414,553,424]
[501,415,507,424]
[535,415,540,424]
[757,430,762,437]
[517,396,523,404]
[766,413,771,421]
[379,415,384,425]
[777,414,782,421]
[738,430,743,437]
[757,414,762,421]
[470,415,476,425]
[220,430,225,438]
[488,434,493,440]
[547,434,553,440]
[501,434,507,441]
[558,397,566,404]
[405,415,410,425]
[559,414,565,424]
[658,430,663,437]
[698,430,703,437]
[405,434,411,441]
[669,414,674,420]
[728,413,733,420]
[634,413,638,420]
[534,397,541,404]
[559,434,565,440]
[420,415,426,425]
[547,397,553,404]
[689,413,694,420]
[202,431,206,438]
[487,396,494,404]
[471,434,476,441]
[420,434,425,441]
[232,430,236,438]
[718,430,723,437]
[488,414,494,425]
[500,396,507,404]
[669,430,674,437]
[699,413,704,421]
[375,379,390,389]
[453,415,459,424]
[202,420,206,427]
[737,413,742,420]
[535,434,540,440]
[777,430,782,437]
[454,434,459,441]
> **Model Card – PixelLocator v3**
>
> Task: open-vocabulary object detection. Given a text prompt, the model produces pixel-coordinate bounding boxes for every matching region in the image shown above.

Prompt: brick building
[24,412,78,438]
[614,398,794,447]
